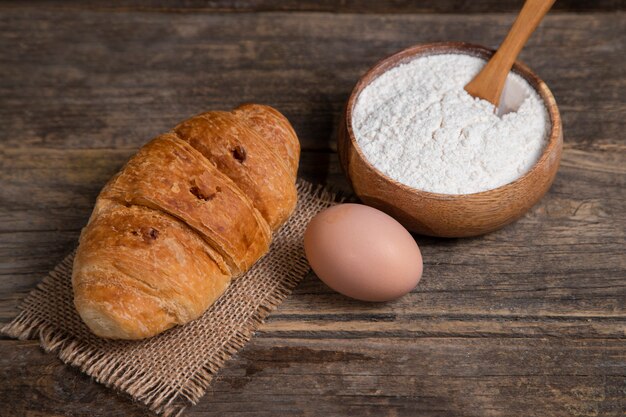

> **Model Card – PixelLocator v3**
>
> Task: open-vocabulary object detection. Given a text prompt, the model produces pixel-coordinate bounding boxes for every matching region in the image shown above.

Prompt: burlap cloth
[2,180,337,417]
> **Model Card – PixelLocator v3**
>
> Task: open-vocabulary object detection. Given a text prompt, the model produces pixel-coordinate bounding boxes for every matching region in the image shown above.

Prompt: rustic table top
[1,1,625,416]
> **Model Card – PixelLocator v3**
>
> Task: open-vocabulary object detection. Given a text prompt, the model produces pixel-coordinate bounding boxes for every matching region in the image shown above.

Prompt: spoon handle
[464,0,556,107]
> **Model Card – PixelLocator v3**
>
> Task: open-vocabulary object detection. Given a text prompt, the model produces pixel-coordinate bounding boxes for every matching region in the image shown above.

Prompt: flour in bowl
[351,54,549,195]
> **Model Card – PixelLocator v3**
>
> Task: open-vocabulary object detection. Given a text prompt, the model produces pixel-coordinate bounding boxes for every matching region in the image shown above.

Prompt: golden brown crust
[175,111,297,230]
[233,103,300,177]
[73,199,231,339]
[72,104,300,340]
[100,134,271,274]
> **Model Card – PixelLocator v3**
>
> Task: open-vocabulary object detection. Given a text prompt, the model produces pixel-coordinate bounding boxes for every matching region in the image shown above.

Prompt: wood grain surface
[1,3,625,417]
[3,0,625,13]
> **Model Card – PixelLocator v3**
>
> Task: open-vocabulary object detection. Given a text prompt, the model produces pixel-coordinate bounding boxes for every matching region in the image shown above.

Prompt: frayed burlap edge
[1,179,339,417]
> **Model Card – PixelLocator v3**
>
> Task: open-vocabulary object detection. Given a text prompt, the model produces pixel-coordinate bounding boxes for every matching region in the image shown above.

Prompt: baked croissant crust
[72,104,300,339]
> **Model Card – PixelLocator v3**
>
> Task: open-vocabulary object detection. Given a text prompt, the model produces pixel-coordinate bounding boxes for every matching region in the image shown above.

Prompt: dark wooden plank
[2,0,625,13]
[1,338,624,417]
[0,11,624,152]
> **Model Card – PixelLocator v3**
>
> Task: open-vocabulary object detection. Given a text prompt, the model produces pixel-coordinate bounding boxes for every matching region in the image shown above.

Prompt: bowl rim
[344,41,563,200]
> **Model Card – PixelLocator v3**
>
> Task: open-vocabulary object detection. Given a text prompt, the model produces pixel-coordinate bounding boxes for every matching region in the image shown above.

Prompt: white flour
[352,54,549,194]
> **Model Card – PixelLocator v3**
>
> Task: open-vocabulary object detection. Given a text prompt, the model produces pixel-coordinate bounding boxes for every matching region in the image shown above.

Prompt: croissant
[72,104,300,339]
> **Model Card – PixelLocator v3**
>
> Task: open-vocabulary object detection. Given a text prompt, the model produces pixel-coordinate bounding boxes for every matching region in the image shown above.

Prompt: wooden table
[1,2,624,416]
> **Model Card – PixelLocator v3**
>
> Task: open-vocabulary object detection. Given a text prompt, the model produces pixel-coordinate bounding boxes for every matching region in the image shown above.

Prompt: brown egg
[304,203,423,301]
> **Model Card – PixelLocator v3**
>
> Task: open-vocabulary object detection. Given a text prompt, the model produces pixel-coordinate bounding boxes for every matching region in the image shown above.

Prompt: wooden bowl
[338,42,563,238]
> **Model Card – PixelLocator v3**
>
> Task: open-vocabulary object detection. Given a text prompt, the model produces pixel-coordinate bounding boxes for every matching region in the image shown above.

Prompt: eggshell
[304,203,423,302]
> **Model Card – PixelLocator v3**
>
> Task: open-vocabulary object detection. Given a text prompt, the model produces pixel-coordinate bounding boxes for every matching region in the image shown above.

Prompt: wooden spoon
[464,0,556,109]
